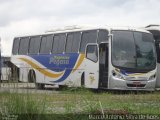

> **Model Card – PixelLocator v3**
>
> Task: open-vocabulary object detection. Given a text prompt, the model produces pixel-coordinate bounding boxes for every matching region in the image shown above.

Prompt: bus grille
[127,84,146,88]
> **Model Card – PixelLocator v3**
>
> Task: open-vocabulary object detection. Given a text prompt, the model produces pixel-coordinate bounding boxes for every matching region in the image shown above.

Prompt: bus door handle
[89,73,94,74]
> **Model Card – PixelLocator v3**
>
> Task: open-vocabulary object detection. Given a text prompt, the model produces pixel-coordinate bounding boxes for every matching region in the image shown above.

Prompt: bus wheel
[35,83,45,90]
[28,70,44,89]
[28,70,36,83]
[59,85,67,90]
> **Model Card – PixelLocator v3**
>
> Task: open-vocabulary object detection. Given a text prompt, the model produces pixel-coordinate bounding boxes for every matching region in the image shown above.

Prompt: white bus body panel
[10,26,157,91]
[107,30,156,91]
[11,54,86,87]
[156,63,160,88]
[84,58,99,89]
[108,66,156,91]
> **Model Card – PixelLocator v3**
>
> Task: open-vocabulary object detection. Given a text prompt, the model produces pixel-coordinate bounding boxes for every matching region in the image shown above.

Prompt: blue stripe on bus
[29,53,80,83]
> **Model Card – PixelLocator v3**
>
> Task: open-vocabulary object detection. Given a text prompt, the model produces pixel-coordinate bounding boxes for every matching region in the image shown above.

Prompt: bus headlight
[149,74,156,80]
[112,70,125,80]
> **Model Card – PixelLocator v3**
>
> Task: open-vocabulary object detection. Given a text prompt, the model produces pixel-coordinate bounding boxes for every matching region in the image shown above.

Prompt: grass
[0,87,160,119]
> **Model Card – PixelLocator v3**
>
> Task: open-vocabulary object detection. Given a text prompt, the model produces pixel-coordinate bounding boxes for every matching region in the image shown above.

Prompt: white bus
[11,26,157,91]
[145,25,160,88]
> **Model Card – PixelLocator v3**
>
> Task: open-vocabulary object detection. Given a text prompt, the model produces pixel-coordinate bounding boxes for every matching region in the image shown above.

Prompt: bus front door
[99,43,109,88]
[85,44,99,89]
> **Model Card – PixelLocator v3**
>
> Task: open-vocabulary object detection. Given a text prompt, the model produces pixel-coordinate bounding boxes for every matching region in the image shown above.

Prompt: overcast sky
[0,0,160,56]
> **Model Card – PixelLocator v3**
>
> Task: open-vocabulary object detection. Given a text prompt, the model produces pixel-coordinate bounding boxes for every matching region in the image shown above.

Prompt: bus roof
[145,25,160,31]
[14,25,151,38]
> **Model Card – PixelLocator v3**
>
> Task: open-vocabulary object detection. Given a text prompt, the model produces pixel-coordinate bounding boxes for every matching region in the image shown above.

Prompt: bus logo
[49,56,70,65]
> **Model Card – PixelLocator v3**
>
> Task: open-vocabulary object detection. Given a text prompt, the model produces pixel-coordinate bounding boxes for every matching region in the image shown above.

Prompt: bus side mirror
[86,44,98,62]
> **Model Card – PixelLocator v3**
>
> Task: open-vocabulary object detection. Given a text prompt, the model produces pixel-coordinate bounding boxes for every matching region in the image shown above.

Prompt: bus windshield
[112,30,156,72]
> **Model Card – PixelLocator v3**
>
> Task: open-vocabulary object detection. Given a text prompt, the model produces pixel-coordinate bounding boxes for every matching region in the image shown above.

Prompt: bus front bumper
[109,77,156,91]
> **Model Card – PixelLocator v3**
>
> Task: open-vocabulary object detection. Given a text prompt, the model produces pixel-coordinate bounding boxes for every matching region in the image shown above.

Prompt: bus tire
[59,85,67,90]
[35,83,45,90]
[28,70,44,89]
[81,72,85,87]
[28,70,36,83]
[11,66,19,82]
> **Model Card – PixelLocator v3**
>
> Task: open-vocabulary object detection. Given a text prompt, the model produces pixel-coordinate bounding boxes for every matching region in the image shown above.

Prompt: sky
[0,0,160,56]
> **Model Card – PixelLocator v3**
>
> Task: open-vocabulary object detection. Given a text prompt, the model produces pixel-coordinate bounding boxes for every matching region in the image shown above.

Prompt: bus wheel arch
[28,69,45,89]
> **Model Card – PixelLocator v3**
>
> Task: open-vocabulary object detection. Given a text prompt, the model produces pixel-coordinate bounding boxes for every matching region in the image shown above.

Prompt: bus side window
[80,30,97,53]
[19,37,30,55]
[86,45,98,62]
[29,36,41,54]
[98,30,109,43]
[40,35,53,54]
[158,42,160,63]
[155,40,160,63]
[12,38,20,55]
[52,34,66,53]
[66,32,81,53]
[66,33,73,53]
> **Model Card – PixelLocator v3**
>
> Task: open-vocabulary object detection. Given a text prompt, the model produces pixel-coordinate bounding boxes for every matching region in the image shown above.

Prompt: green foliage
[0,90,160,120]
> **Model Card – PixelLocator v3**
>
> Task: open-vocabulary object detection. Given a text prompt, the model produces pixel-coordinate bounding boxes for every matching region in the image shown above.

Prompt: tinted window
[112,31,136,68]
[80,30,97,52]
[59,34,66,53]
[155,38,160,62]
[149,30,160,63]
[52,35,59,53]
[149,30,160,41]
[112,31,156,71]
[66,32,81,53]
[19,37,30,55]
[86,45,98,62]
[29,36,41,54]
[40,35,53,54]
[66,34,73,53]
[98,30,108,43]
[72,32,81,52]
[52,34,66,53]
[134,32,156,69]
[12,38,20,55]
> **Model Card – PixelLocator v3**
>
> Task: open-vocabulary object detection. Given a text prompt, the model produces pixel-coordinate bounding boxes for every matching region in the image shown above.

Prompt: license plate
[133,82,141,85]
